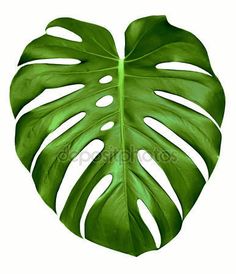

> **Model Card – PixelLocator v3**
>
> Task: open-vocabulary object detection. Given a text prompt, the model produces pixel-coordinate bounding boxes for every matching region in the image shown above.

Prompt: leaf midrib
[118,58,126,190]
[118,58,136,249]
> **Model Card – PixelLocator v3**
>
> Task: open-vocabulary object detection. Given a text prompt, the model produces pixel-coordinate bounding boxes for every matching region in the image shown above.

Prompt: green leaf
[10,16,225,256]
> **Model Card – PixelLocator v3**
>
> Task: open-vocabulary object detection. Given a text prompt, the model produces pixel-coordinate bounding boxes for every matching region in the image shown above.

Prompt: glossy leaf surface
[10,16,225,256]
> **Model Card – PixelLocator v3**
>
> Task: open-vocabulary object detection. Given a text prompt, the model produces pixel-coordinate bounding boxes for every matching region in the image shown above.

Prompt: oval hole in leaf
[154,91,219,128]
[137,199,161,248]
[17,84,84,120]
[138,150,183,217]
[144,117,209,180]
[30,112,86,173]
[99,75,112,84]
[47,26,82,42]
[96,95,113,107]
[56,139,104,215]
[101,121,114,131]
[156,62,212,76]
[80,174,113,238]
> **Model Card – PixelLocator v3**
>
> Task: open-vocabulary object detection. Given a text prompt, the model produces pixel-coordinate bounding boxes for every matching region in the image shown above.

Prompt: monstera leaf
[10,16,225,256]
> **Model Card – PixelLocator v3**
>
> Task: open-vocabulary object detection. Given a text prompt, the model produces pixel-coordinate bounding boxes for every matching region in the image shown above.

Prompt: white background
[0,0,236,273]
